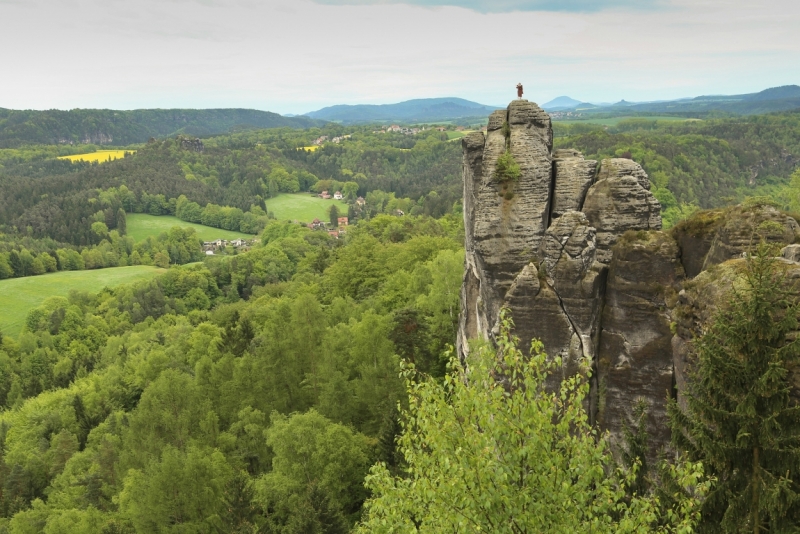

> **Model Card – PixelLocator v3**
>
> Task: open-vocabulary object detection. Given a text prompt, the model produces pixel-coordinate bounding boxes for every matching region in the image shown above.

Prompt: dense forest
[0,215,466,532]
[0,109,325,148]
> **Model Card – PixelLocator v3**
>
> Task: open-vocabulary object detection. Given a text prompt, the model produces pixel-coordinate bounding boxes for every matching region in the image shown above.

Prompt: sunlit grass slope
[0,266,166,338]
[58,150,136,163]
[126,214,254,242]
[266,194,349,223]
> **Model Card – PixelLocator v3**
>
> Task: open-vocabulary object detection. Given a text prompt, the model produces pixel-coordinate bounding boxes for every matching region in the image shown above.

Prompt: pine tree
[668,244,800,532]
[329,204,340,227]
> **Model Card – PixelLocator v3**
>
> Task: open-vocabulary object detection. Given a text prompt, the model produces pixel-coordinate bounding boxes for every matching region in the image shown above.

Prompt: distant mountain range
[304,98,502,124]
[541,96,583,111]
[542,85,800,116]
[0,108,325,148]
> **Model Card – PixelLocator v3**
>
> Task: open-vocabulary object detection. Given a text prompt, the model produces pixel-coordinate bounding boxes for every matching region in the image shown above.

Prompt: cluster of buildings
[318,190,344,200]
[307,217,349,238]
[374,125,424,135]
[549,111,585,120]
[312,134,352,146]
[202,238,255,256]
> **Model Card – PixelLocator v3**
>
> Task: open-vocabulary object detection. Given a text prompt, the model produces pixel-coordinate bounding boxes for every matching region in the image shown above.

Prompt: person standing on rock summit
[516,83,523,99]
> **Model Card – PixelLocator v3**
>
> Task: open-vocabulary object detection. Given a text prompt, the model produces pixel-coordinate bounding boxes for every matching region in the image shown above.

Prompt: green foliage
[358,310,708,533]
[493,149,521,182]
[255,410,372,532]
[0,213,464,530]
[668,244,800,531]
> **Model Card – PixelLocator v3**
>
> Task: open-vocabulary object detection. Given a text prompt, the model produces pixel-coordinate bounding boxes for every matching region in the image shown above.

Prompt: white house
[333,191,343,200]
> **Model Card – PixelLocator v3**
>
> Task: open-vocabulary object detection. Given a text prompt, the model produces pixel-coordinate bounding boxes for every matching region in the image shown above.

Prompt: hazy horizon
[2,0,797,115]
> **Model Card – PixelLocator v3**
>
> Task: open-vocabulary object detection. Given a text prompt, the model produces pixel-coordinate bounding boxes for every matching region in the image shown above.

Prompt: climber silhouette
[516,83,523,99]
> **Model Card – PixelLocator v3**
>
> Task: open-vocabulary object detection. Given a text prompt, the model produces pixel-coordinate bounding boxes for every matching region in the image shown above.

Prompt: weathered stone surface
[457,132,489,355]
[783,244,800,262]
[597,231,684,462]
[458,102,800,460]
[463,100,554,351]
[702,204,800,271]
[550,150,597,219]
[582,159,662,263]
[539,211,606,362]
[669,209,726,279]
[501,263,583,392]
[596,157,650,190]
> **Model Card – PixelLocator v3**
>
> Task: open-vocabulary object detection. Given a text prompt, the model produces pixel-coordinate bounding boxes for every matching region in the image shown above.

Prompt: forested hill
[304,97,501,124]
[0,108,326,148]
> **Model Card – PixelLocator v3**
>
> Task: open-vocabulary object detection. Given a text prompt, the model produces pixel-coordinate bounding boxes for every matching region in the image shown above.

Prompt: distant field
[446,130,475,140]
[267,194,349,223]
[0,266,166,338]
[555,116,695,126]
[297,146,320,152]
[126,214,254,242]
[58,149,136,164]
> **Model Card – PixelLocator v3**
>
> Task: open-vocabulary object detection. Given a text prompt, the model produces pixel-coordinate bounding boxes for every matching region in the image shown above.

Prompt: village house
[313,136,328,145]
[337,216,348,226]
[333,191,343,200]
[328,230,339,238]
[319,190,332,199]
[356,196,365,206]
[307,218,326,230]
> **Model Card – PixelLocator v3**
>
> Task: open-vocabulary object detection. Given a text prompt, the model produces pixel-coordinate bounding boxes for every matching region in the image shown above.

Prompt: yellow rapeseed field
[297,146,320,152]
[58,150,136,164]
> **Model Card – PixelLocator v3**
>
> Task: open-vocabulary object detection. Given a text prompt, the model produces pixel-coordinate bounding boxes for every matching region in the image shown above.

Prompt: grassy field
[267,194,349,223]
[555,116,696,126]
[0,266,166,338]
[126,214,254,242]
[446,130,475,140]
[58,150,136,164]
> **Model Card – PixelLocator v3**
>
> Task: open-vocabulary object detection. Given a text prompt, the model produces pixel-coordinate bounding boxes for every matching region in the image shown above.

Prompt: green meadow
[0,266,166,338]
[555,115,696,126]
[266,194,349,223]
[126,214,254,242]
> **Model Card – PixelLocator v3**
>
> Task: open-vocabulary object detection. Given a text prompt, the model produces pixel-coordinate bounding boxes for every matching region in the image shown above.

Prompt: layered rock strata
[458,101,800,461]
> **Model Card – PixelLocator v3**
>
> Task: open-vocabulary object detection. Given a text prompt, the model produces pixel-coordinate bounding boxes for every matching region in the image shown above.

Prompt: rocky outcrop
[783,244,800,262]
[179,136,205,152]
[702,204,799,270]
[582,158,662,263]
[458,101,800,460]
[459,101,555,352]
[550,150,597,220]
[597,231,684,460]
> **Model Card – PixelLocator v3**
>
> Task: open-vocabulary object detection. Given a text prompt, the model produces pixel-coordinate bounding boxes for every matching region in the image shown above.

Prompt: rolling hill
[0,108,327,148]
[554,85,800,116]
[304,97,502,124]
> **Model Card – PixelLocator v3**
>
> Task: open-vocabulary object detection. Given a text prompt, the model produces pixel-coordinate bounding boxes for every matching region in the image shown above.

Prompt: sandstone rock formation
[458,101,800,462]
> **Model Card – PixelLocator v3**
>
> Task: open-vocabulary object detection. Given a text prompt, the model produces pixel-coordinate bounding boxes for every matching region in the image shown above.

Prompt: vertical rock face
[582,158,662,263]
[550,150,597,220]
[458,101,667,456]
[596,231,684,462]
[458,102,800,459]
[460,100,555,353]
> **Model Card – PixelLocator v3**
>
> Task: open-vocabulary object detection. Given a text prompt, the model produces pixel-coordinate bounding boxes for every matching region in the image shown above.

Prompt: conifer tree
[669,244,800,532]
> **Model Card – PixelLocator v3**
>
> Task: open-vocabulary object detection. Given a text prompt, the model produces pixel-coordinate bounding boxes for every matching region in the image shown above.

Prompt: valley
[0,92,799,532]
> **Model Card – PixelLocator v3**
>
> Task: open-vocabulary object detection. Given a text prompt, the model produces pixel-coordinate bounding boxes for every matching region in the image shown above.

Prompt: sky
[0,0,797,114]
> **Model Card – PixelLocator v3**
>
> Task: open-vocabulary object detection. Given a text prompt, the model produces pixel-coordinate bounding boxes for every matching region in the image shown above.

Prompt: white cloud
[0,0,797,114]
